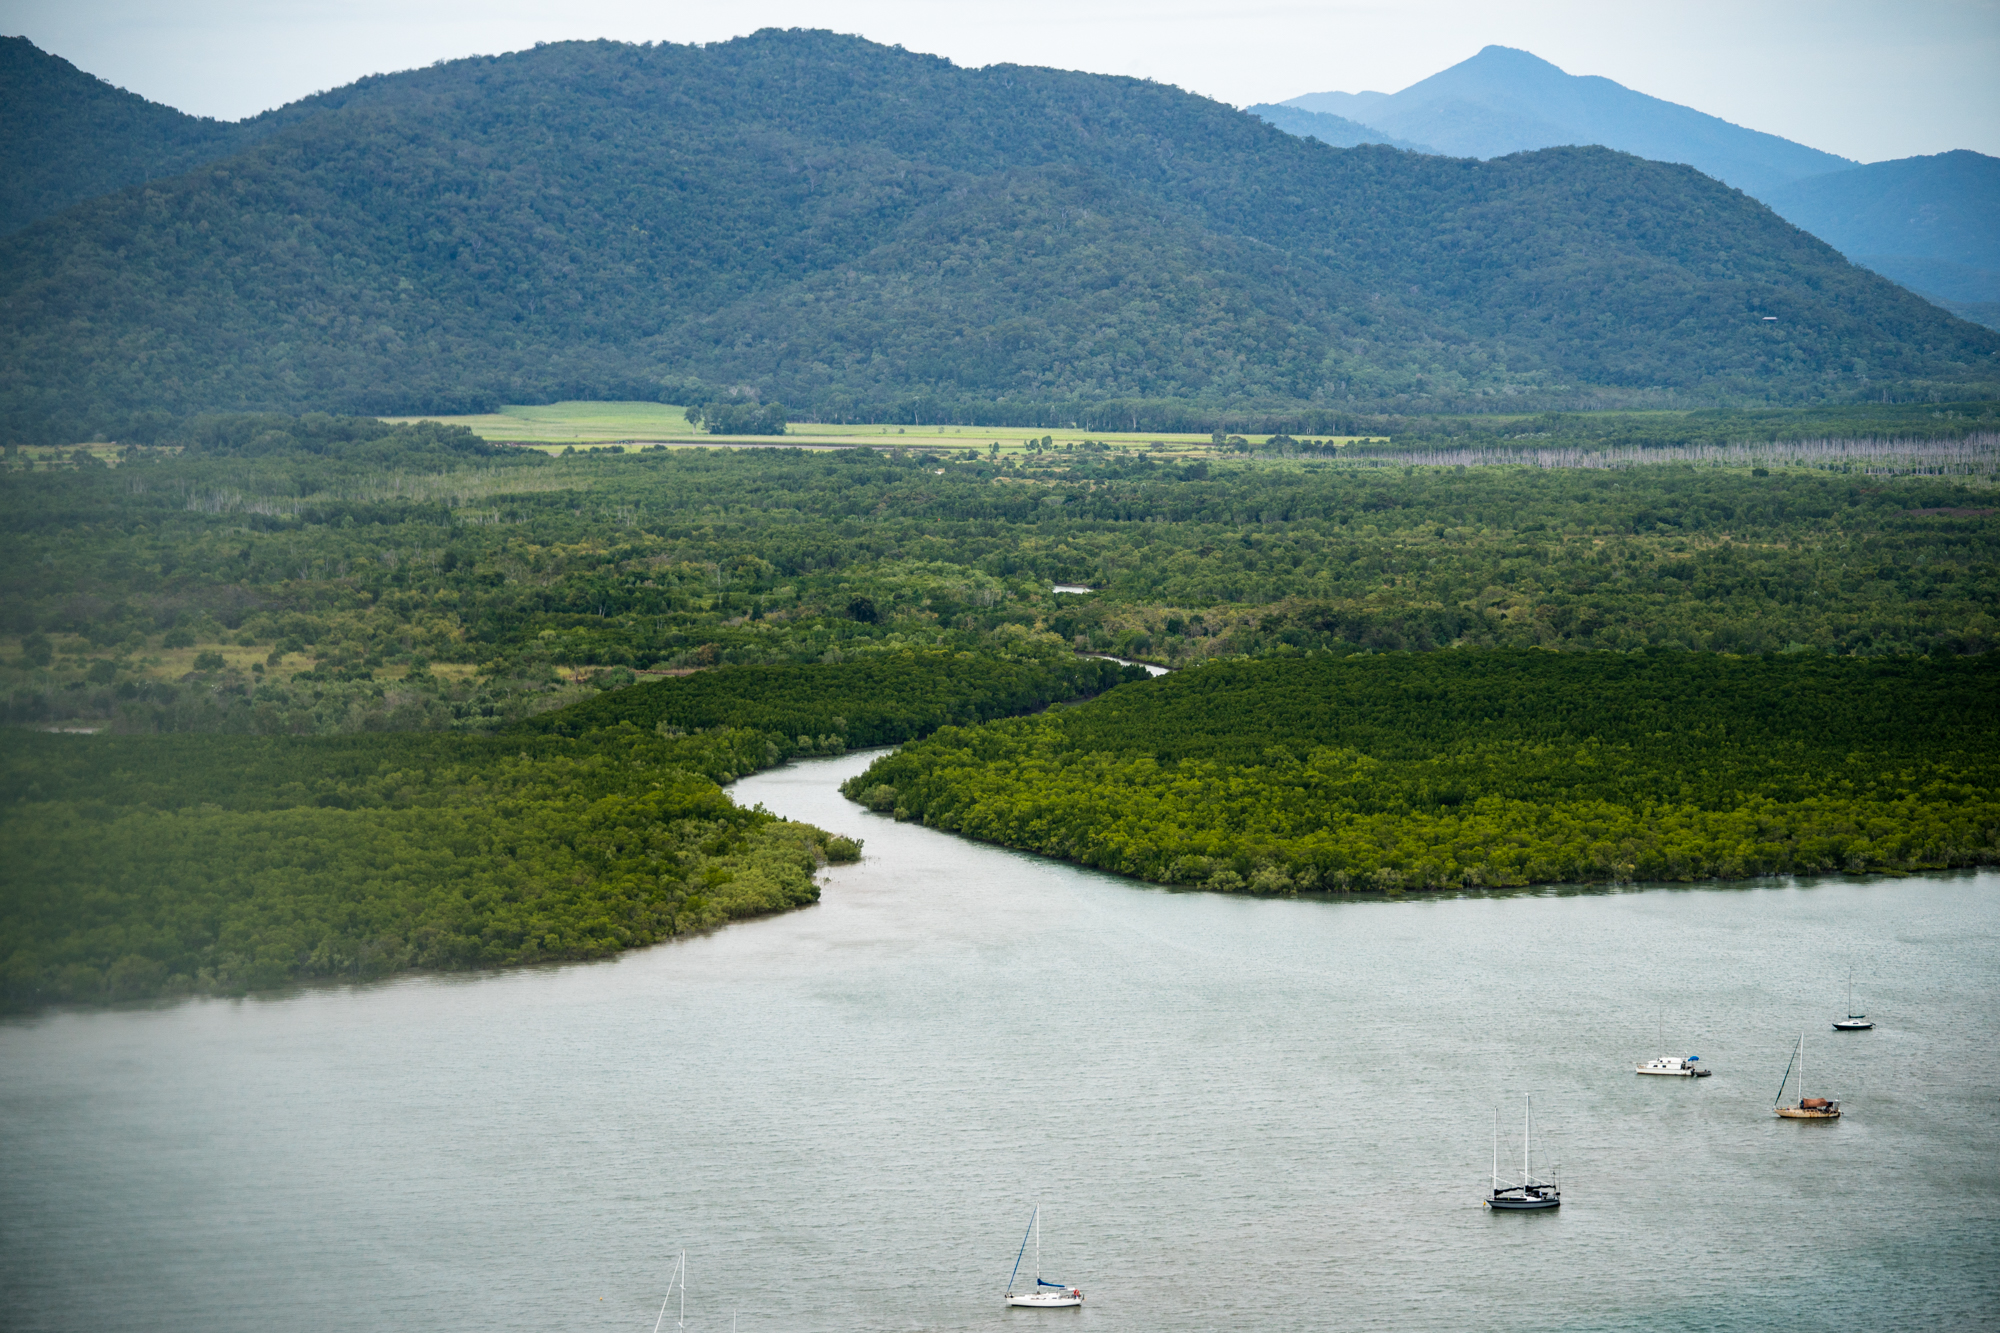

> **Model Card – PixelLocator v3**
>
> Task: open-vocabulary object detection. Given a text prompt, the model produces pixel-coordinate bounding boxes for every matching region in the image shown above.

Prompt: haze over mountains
[1281,46,1854,197]
[1275,46,1999,328]
[1,31,1994,439]
[1239,103,1433,155]
[1760,152,2000,326]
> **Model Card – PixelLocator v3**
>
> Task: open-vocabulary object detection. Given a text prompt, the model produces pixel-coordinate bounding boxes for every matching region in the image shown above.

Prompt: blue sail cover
[1037,1278,1067,1288]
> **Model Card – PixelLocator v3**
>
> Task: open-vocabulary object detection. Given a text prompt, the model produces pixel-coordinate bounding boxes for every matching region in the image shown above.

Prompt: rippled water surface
[4,752,1997,1331]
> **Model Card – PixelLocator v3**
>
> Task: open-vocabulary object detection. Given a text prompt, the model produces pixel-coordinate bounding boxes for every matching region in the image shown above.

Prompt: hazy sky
[10,0,1998,162]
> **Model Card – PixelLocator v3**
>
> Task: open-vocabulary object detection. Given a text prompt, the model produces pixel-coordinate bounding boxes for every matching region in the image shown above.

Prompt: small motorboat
[1773,1033,1841,1119]
[1003,1205,1084,1308]
[1485,1096,1560,1210]
[1636,1055,1711,1077]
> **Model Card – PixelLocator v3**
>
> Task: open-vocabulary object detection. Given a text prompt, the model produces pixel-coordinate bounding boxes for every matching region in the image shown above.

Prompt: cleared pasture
[377,400,1376,454]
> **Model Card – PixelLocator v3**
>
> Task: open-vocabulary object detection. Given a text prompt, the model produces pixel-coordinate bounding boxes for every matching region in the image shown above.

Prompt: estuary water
[3,751,1997,1332]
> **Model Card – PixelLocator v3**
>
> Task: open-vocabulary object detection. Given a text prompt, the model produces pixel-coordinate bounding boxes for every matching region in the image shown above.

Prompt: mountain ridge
[1,30,1993,440]
[1759,150,2000,316]
[0,36,263,234]
[1245,103,1433,153]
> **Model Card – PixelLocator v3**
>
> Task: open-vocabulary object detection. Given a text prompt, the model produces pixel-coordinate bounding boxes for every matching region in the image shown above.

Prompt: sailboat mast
[654,1251,685,1333]
[1007,1208,1034,1294]
[1034,1204,1042,1282]
[1799,1032,1806,1101]
[1523,1095,1532,1185]
[1491,1105,1498,1193]
[1773,1036,1799,1107]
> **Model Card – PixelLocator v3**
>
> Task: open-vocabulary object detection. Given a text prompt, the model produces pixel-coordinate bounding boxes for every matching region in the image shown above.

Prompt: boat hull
[1488,1190,1560,1210]
[1832,1019,1874,1030]
[1774,1106,1841,1119]
[1005,1294,1083,1308]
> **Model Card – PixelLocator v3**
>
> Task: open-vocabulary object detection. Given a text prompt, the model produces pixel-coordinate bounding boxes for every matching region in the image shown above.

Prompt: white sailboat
[1773,1033,1841,1119]
[1003,1205,1084,1308]
[1485,1095,1560,1210]
[1832,970,1874,1030]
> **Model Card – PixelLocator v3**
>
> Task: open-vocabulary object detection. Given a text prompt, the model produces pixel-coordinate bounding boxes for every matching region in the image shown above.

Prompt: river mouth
[4,750,1996,1331]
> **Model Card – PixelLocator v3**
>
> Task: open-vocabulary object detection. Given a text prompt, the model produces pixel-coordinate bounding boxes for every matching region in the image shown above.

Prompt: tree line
[844,651,2000,893]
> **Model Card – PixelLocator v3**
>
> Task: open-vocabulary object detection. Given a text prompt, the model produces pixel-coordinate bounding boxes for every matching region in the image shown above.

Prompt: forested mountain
[3,30,1995,442]
[1279,45,1855,196]
[1245,103,1432,152]
[1760,151,2000,328]
[0,37,256,235]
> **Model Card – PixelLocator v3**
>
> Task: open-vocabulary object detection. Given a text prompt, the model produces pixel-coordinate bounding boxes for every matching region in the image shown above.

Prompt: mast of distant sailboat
[653,1250,686,1333]
[1512,1088,1528,1184]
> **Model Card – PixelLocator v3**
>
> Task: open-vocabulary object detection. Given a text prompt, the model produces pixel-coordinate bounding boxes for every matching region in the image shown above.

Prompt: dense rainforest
[0,721,862,1009]
[3,30,1996,443]
[4,415,1996,735]
[0,653,1139,1009]
[3,417,1995,1008]
[844,652,2000,891]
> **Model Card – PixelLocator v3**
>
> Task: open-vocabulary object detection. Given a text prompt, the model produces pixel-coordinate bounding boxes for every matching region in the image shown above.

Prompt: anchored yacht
[1636,1055,1711,1077]
[1773,1033,1841,1119]
[1485,1095,1560,1210]
[1003,1205,1083,1308]
[1832,970,1874,1030]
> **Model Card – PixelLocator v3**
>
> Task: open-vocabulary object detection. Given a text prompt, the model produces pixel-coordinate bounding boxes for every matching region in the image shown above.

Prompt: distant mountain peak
[1279,46,1853,195]
[1466,44,1566,70]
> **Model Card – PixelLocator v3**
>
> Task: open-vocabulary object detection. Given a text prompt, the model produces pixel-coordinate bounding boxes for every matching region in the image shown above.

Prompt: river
[3,751,1996,1331]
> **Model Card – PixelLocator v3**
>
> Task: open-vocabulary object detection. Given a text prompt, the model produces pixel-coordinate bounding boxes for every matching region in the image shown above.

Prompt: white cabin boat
[1636,1055,1710,1076]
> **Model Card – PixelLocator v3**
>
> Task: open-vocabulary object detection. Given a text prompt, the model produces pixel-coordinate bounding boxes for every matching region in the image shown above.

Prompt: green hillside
[3,30,1994,442]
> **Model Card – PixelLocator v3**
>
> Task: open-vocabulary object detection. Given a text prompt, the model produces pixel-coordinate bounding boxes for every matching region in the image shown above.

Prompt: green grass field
[379,401,1377,454]
[378,401,695,442]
